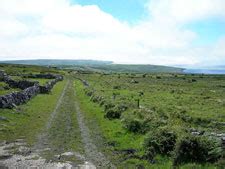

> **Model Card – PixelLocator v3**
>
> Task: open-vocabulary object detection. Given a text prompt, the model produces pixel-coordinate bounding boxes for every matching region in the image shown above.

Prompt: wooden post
[137,99,140,108]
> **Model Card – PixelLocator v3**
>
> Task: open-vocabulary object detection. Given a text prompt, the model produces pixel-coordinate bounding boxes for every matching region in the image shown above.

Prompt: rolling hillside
[0,59,184,73]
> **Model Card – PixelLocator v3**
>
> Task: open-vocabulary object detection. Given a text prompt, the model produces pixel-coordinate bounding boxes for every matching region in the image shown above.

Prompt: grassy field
[74,72,225,168]
[0,63,65,75]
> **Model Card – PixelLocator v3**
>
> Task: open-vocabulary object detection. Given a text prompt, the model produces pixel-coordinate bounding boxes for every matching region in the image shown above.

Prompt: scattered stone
[61,152,74,157]
[0,116,8,122]
[16,158,21,162]
[131,79,139,84]
[78,161,96,169]
[54,154,61,160]
[15,139,25,143]
[216,133,225,137]
[191,131,203,135]
[0,141,7,146]
[18,146,31,156]
[0,154,13,160]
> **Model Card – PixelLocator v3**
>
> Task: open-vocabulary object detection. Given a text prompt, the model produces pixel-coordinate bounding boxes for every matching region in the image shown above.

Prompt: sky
[0,0,225,67]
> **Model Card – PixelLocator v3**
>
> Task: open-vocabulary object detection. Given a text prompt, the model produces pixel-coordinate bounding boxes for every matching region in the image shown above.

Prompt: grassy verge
[0,80,66,145]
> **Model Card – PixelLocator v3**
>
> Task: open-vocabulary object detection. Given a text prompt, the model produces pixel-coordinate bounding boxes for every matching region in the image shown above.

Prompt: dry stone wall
[0,70,63,108]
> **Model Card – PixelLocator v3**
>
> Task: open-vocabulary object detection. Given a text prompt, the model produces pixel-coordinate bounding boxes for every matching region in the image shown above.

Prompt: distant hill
[0,59,113,66]
[88,64,183,73]
[0,59,183,73]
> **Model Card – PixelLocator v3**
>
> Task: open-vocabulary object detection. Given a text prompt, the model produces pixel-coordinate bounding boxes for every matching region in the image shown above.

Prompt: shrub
[143,127,177,160]
[131,79,139,84]
[90,95,104,104]
[85,89,94,97]
[142,74,147,78]
[122,109,167,134]
[104,101,115,111]
[122,109,149,133]
[104,107,121,119]
[99,99,106,106]
[173,135,222,166]
[123,117,144,133]
[113,85,121,89]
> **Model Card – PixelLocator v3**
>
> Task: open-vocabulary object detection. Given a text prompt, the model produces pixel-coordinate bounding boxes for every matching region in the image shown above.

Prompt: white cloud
[148,0,225,23]
[0,0,224,66]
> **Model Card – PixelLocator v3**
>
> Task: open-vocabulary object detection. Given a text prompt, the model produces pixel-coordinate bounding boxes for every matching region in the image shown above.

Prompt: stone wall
[39,75,63,93]
[0,70,63,108]
[0,85,40,108]
[22,73,62,79]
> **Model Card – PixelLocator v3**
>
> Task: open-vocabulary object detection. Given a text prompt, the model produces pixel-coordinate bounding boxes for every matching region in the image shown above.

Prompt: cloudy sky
[0,0,225,67]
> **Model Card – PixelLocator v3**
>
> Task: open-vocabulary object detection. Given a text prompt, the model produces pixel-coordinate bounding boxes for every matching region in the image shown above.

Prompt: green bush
[104,101,115,111]
[173,135,222,166]
[122,110,149,133]
[84,88,94,96]
[90,95,104,103]
[113,85,121,89]
[143,127,177,160]
[104,107,121,119]
[123,117,144,133]
[122,109,167,134]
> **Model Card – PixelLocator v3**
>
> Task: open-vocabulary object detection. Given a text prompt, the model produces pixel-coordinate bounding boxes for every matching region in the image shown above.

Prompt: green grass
[8,76,50,85]
[0,80,66,145]
[0,81,21,95]
[27,78,50,85]
[0,63,65,75]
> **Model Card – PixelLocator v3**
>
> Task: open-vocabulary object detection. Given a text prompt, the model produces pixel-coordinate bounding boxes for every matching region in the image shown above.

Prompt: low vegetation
[74,72,225,168]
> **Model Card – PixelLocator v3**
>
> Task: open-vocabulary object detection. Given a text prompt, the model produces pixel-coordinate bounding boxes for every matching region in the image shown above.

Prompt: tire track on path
[34,80,69,150]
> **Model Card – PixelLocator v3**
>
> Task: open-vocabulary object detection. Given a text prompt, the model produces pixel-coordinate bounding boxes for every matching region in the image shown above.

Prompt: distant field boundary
[0,70,63,108]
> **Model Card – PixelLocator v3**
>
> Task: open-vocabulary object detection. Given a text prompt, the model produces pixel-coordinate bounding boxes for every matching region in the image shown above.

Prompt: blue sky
[186,19,225,45]
[73,0,148,23]
[0,0,225,67]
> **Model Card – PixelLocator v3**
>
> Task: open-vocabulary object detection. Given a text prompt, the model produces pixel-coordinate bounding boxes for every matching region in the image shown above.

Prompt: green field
[0,64,225,168]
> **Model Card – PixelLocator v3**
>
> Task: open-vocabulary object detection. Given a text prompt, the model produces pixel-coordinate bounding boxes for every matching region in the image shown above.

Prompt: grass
[27,78,50,85]
[74,72,225,168]
[0,63,65,75]
[0,81,21,95]
[0,80,66,145]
